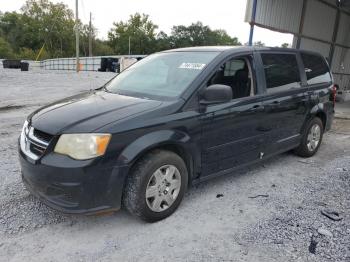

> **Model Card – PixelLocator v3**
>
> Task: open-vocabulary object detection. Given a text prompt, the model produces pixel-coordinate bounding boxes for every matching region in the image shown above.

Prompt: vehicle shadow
[73,151,295,228]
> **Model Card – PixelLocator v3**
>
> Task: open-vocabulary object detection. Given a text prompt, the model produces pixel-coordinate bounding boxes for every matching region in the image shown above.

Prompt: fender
[116,129,199,168]
[301,103,327,134]
[105,129,200,209]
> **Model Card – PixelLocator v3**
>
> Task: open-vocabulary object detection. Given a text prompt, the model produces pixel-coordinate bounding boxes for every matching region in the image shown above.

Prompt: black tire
[294,117,324,158]
[123,149,188,222]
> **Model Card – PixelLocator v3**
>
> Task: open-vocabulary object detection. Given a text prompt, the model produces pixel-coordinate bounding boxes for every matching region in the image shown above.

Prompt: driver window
[208,57,254,99]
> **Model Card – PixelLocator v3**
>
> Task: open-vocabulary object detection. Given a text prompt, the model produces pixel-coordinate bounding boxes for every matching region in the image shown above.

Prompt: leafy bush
[0,37,15,59]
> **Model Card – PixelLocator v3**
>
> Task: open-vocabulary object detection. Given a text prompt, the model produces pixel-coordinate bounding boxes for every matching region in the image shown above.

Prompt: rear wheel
[123,150,188,222]
[294,117,324,157]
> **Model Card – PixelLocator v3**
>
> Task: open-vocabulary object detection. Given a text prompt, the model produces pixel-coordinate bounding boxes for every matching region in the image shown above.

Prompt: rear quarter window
[261,53,301,93]
[301,53,332,85]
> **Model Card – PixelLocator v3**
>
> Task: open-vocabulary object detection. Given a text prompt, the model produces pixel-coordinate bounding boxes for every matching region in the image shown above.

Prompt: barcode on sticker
[179,63,206,70]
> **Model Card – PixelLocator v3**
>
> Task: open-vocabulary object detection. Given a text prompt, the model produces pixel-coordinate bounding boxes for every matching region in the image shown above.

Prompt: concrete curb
[335,115,350,120]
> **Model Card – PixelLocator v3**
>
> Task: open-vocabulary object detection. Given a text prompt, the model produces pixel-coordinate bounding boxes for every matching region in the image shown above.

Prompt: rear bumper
[19,146,129,215]
[325,107,335,132]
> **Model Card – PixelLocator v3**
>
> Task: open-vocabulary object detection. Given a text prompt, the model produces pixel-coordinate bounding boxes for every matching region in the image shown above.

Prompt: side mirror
[200,84,232,105]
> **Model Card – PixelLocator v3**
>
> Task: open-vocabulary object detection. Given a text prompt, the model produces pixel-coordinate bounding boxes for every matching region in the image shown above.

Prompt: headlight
[54,133,111,160]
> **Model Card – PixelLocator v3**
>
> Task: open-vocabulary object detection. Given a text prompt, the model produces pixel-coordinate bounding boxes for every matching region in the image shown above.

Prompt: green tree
[155,31,171,51]
[93,39,114,56]
[281,43,290,48]
[0,0,80,59]
[108,13,158,55]
[16,47,38,60]
[80,24,94,57]
[0,37,14,58]
[169,22,241,48]
[0,11,25,51]
[21,0,76,57]
[1,5,243,59]
[253,41,265,47]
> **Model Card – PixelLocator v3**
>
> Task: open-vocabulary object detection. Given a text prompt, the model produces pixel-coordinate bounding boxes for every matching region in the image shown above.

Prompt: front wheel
[294,117,324,157]
[123,150,188,222]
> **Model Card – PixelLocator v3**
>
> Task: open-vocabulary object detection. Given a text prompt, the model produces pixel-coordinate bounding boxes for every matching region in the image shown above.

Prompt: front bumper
[19,147,128,215]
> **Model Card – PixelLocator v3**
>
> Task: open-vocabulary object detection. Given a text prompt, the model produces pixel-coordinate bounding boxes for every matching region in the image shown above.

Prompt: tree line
[0,0,242,60]
[0,0,282,60]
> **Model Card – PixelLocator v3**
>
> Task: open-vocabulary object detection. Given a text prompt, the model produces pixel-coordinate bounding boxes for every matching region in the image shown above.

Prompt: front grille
[29,142,46,156]
[33,129,53,144]
[20,125,53,160]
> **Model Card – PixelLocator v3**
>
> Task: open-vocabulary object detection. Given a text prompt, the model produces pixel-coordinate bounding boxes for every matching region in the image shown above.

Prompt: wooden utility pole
[75,0,80,72]
[89,12,93,57]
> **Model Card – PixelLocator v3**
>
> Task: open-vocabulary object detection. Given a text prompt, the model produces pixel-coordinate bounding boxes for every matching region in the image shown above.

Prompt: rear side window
[261,53,301,93]
[301,53,332,85]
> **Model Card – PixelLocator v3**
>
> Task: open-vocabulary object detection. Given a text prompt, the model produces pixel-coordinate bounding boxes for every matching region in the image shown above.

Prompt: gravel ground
[0,68,349,262]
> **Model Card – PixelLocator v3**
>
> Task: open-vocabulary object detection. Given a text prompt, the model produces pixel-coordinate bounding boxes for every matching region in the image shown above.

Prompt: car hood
[29,90,162,134]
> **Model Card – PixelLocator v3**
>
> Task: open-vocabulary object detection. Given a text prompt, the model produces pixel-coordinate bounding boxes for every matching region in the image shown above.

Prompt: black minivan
[19,46,335,222]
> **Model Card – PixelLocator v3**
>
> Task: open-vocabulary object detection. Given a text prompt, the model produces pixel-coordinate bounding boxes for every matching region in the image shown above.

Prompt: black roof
[165,46,245,52]
[164,45,302,53]
[163,45,323,57]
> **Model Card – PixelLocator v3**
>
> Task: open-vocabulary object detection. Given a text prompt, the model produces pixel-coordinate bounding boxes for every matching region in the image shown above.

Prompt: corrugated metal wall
[245,0,350,90]
[302,0,336,44]
[245,0,303,33]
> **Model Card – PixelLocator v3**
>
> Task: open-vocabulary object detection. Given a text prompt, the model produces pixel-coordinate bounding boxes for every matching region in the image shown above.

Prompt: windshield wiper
[101,85,110,93]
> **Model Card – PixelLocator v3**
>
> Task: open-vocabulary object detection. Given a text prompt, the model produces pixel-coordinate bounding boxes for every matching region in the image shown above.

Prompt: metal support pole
[89,12,93,57]
[128,36,131,55]
[75,0,80,72]
[296,0,308,49]
[329,1,341,67]
[248,0,258,46]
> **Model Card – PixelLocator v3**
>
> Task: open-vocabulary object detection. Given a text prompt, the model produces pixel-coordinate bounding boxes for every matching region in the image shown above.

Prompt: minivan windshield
[105,51,219,100]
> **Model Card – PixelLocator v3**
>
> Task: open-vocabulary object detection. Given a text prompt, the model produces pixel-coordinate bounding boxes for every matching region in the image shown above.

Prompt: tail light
[330,84,337,105]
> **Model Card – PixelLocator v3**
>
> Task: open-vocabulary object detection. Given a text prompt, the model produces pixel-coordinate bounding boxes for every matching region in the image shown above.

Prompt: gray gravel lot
[0,68,349,262]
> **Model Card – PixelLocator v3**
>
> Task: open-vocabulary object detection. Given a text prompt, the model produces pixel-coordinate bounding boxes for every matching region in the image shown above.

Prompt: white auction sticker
[179,63,206,70]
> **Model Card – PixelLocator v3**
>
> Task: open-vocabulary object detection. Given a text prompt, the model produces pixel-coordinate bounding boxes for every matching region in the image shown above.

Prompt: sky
[1,0,293,46]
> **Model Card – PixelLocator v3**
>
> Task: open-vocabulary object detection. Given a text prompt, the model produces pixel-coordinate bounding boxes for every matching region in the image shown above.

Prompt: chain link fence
[39,55,145,71]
